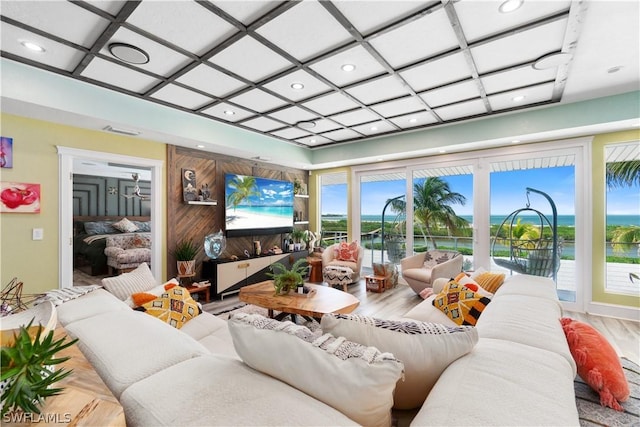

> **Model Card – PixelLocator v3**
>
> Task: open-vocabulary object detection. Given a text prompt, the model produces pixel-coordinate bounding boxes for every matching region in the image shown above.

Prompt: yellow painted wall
[591,129,640,307]
[0,114,167,294]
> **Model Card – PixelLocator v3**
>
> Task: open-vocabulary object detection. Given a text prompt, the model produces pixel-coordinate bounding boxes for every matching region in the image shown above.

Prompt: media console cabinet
[202,251,308,299]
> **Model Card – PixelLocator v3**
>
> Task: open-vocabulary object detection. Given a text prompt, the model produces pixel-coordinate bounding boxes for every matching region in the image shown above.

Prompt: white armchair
[401,250,463,294]
[321,242,364,284]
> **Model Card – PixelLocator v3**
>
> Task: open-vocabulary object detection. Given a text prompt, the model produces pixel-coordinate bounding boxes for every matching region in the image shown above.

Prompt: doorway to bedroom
[58,147,163,289]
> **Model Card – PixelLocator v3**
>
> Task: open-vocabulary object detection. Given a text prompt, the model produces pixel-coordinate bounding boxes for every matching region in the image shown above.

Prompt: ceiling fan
[121,173,150,201]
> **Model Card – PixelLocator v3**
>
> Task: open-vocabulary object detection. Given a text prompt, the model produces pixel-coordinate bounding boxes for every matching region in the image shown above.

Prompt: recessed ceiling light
[291,82,304,90]
[341,64,356,72]
[439,149,447,154]
[108,43,150,65]
[310,139,317,143]
[297,121,316,129]
[20,41,45,52]
[499,0,524,13]
[370,126,378,131]
[408,118,418,123]
[223,110,235,116]
[512,139,521,144]
[512,95,526,102]
[377,158,384,162]
[196,144,205,148]
[533,52,572,70]
[607,66,624,74]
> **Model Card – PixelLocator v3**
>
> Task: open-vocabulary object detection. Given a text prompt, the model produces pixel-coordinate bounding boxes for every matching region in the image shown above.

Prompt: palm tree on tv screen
[226,175,260,211]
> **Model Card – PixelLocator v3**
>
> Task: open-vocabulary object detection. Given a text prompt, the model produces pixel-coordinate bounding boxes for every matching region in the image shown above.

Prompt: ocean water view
[231,205,293,218]
[323,214,640,227]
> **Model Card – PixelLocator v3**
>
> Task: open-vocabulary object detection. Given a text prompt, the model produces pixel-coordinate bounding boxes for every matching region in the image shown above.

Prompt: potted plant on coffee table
[173,239,199,277]
[267,258,309,295]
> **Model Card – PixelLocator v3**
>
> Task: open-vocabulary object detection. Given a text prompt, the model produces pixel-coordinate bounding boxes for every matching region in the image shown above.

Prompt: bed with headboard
[73,216,151,276]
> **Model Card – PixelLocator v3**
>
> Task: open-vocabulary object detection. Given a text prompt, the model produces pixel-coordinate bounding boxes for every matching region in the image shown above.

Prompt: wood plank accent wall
[166,145,308,280]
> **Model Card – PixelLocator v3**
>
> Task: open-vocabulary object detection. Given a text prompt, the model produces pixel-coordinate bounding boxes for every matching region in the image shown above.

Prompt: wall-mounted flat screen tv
[225,174,294,237]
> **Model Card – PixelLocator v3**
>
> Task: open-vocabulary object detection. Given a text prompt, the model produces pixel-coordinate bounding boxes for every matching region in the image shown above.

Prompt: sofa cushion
[402,296,457,327]
[112,217,139,233]
[135,286,200,329]
[321,314,478,410]
[432,280,491,326]
[475,293,576,374]
[335,241,359,262]
[228,313,404,427]
[411,338,579,426]
[561,318,629,411]
[64,309,209,398]
[55,288,130,326]
[120,355,358,426]
[101,262,156,301]
[493,273,560,300]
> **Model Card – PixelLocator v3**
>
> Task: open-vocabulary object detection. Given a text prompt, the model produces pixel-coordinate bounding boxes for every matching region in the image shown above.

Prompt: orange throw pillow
[335,241,359,262]
[560,318,629,411]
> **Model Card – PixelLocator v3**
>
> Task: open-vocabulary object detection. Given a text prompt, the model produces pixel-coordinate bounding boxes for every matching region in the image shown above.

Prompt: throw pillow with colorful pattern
[135,286,200,329]
[335,241,359,262]
[432,280,491,326]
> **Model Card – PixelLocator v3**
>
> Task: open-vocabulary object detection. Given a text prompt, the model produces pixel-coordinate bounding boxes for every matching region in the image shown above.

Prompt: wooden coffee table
[239,280,359,321]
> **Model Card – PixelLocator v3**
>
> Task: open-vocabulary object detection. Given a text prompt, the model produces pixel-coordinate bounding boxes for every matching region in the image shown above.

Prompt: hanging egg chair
[491,188,561,281]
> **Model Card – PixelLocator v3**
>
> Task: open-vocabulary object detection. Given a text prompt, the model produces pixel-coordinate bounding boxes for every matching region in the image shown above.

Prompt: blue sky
[321,166,639,218]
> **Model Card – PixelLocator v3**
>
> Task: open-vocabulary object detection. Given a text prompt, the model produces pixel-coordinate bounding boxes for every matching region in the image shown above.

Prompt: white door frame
[57,146,163,288]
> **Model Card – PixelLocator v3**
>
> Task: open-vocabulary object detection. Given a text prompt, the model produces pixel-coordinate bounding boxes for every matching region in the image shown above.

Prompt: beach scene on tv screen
[225,174,294,230]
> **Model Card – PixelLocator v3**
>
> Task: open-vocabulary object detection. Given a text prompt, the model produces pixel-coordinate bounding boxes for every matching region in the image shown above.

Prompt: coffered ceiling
[1,0,639,150]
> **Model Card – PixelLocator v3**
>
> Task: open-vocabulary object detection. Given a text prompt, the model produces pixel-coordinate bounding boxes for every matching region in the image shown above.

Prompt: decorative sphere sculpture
[204,230,226,259]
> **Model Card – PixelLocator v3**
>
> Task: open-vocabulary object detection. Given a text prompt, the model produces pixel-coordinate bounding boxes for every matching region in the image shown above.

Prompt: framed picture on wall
[182,168,198,201]
[0,182,41,213]
[1,137,13,168]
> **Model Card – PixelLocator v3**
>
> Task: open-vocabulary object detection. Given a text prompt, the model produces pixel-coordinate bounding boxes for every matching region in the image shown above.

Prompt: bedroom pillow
[228,313,404,427]
[432,279,491,326]
[83,221,117,235]
[321,313,478,410]
[560,318,629,411]
[135,287,200,329]
[335,241,360,262]
[101,262,156,301]
[112,217,139,233]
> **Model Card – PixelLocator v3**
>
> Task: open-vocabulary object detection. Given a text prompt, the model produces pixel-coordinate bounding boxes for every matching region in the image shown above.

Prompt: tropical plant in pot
[173,239,199,276]
[291,228,306,251]
[267,258,309,295]
[1,320,77,417]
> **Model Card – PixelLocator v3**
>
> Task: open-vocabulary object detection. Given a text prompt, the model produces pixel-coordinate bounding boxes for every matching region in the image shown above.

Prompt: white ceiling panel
[352,120,395,136]
[309,45,387,87]
[321,128,362,141]
[81,57,160,93]
[209,35,292,82]
[1,24,85,72]
[369,8,459,68]
[127,1,237,56]
[228,88,287,113]
[389,111,439,128]
[481,66,557,95]
[212,1,283,26]
[302,92,360,116]
[1,1,110,48]
[263,69,332,102]
[296,135,332,146]
[330,108,380,127]
[399,53,472,92]
[420,79,481,108]
[150,84,214,110]
[268,106,318,125]
[370,96,425,117]
[242,116,283,132]
[346,75,409,104]
[334,1,435,35]
[256,0,353,61]
[101,27,192,76]
[453,0,571,43]
[176,64,246,98]
[85,1,125,16]
[470,18,568,74]
[434,99,487,121]
[201,102,255,122]
[270,127,310,140]
[488,82,555,111]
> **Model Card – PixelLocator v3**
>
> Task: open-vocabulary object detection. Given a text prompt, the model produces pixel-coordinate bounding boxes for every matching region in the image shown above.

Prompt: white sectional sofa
[55,273,579,426]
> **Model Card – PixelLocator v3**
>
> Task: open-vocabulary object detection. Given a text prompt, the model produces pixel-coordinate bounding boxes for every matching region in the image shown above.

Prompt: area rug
[575,357,640,426]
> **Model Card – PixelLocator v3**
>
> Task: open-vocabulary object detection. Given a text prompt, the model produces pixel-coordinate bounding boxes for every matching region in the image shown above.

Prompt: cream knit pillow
[102,262,156,301]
